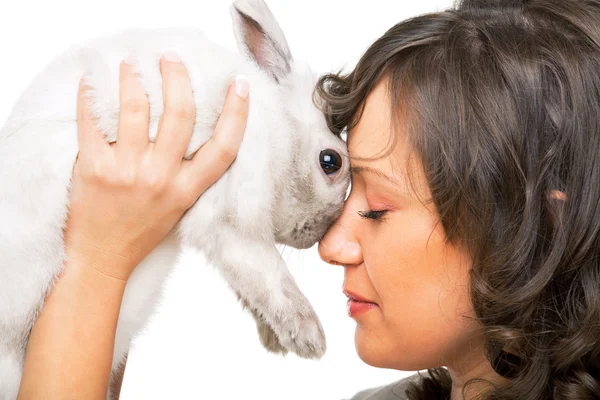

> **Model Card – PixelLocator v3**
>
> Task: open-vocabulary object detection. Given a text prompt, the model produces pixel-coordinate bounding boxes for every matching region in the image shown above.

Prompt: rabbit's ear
[230,0,293,83]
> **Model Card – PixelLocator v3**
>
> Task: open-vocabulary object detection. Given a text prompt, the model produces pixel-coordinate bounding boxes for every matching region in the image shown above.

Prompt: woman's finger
[116,54,150,156]
[76,75,110,156]
[180,76,249,196]
[153,52,196,164]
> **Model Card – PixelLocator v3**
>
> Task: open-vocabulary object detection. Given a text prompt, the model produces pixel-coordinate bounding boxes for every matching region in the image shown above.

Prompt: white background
[0,0,455,399]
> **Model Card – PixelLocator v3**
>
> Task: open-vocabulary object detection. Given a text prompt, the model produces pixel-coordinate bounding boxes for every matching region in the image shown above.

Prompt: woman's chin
[354,325,394,368]
[354,326,432,371]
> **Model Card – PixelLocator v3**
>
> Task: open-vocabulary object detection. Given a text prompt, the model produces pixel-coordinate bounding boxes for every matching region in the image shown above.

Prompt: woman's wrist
[64,241,142,283]
[64,250,131,291]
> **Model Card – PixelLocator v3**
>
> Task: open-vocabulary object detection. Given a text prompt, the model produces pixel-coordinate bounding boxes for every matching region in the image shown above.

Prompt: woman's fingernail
[123,52,136,65]
[162,49,181,63]
[79,71,91,87]
[235,75,249,99]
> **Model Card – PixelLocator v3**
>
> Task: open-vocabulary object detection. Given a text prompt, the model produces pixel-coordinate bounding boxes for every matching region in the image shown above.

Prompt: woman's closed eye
[358,209,388,221]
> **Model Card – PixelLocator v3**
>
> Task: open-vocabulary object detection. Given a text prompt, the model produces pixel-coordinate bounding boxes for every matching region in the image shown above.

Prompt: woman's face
[319,78,484,371]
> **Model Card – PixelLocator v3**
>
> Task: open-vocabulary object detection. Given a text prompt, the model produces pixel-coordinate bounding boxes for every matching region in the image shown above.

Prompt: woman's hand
[65,53,250,281]
[17,53,249,399]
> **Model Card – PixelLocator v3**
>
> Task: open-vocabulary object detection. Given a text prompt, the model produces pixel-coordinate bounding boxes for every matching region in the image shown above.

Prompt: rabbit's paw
[236,290,289,355]
[256,320,289,355]
[274,305,326,359]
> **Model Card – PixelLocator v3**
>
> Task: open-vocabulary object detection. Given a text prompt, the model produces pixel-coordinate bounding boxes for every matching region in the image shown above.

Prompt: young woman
[18,0,600,399]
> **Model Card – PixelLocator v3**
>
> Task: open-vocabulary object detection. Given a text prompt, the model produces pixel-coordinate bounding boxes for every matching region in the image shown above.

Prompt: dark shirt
[347,372,427,400]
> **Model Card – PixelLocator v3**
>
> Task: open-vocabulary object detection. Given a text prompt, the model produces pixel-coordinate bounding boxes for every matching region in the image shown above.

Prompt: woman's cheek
[357,213,442,353]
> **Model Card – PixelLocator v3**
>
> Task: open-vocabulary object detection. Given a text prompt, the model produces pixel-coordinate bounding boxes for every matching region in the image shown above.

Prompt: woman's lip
[343,289,378,317]
[343,289,376,304]
[346,299,377,317]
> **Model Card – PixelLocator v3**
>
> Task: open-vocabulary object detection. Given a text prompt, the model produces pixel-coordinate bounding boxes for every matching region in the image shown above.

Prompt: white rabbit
[0,0,350,398]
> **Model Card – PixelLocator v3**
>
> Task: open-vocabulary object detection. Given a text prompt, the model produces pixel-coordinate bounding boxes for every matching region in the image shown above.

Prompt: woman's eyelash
[358,210,388,221]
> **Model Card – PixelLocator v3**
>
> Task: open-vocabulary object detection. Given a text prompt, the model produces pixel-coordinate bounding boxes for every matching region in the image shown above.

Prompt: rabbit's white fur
[0,0,349,397]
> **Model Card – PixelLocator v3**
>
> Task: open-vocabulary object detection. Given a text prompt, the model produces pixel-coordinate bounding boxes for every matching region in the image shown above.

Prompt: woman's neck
[446,339,509,400]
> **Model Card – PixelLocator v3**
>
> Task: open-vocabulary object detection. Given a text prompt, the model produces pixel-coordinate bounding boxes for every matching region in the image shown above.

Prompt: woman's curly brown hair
[315,0,600,398]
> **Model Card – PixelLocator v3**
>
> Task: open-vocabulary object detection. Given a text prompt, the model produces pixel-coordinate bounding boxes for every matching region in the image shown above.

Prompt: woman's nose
[318,208,363,267]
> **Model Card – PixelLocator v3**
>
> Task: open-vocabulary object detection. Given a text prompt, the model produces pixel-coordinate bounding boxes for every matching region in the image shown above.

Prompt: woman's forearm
[18,253,129,400]
[16,56,248,399]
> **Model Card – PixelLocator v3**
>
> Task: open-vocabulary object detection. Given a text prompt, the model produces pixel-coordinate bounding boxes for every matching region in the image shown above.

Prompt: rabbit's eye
[320,150,342,175]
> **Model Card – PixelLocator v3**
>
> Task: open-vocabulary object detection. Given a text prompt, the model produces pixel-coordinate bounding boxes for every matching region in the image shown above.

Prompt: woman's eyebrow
[350,166,403,186]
